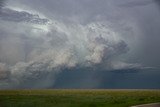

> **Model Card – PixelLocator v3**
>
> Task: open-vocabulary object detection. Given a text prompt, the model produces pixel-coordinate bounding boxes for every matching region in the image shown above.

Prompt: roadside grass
[0,90,160,107]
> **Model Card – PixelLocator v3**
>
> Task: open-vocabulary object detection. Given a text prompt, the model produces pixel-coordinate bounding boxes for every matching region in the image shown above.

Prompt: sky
[0,0,160,89]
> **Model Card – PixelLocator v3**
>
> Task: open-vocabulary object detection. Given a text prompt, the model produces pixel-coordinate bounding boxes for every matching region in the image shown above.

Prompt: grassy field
[0,90,160,107]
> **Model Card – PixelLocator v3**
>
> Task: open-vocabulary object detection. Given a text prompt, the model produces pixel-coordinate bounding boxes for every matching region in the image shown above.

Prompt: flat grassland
[0,90,160,107]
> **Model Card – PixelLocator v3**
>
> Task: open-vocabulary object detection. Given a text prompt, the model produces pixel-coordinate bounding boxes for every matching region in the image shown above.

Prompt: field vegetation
[0,89,160,107]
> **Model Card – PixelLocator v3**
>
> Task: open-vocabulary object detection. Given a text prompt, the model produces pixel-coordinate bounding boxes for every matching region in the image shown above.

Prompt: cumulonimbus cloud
[0,3,141,89]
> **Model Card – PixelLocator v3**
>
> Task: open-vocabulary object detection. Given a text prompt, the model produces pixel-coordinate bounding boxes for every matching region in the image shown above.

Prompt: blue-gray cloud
[0,8,49,24]
[0,0,160,89]
[117,0,154,8]
[0,0,5,8]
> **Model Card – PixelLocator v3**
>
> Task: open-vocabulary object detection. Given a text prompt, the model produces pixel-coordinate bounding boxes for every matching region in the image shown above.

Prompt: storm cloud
[0,0,160,89]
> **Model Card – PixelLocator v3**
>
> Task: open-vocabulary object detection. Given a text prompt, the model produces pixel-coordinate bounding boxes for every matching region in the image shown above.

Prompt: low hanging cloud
[0,63,9,80]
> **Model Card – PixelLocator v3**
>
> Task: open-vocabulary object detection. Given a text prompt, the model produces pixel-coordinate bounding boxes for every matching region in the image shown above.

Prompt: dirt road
[131,103,160,107]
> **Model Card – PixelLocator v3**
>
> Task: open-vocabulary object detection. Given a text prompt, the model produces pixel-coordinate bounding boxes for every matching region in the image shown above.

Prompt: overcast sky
[0,0,160,89]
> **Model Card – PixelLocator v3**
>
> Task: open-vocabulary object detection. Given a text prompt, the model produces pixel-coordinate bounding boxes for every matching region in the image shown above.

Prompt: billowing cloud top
[0,0,160,89]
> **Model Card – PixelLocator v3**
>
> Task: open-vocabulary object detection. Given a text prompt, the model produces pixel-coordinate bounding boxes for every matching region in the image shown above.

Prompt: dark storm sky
[0,0,160,89]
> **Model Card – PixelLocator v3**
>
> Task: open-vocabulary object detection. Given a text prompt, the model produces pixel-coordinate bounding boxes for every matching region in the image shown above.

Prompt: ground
[0,89,160,107]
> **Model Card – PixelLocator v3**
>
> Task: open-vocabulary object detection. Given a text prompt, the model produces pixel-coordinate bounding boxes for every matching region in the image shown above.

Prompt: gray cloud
[0,0,5,9]
[154,0,160,6]
[0,0,160,89]
[117,0,154,8]
[0,6,130,88]
[0,8,50,24]
[0,63,9,80]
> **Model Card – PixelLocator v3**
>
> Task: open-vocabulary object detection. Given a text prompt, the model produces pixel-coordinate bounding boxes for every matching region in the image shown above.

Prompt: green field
[0,90,160,107]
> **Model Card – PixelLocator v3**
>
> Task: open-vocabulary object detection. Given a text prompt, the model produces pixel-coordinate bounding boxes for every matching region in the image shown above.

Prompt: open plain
[0,90,160,107]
